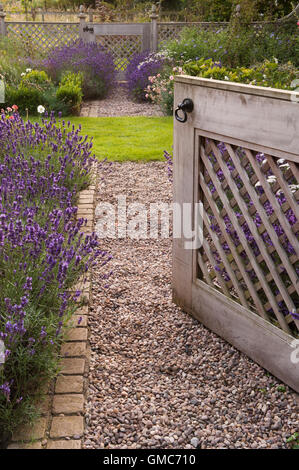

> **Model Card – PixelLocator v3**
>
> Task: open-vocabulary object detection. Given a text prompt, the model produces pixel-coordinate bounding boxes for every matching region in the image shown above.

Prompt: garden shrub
[146,59,299,116]
[43,40,116,100]
[164,24,299,68]
[0,111,109,445]
[183,58,299,90]
[126,51,167,101]
[20,69,51,89]
[4,84,45,115]
[56,71,83,115]
[145,65,184,115]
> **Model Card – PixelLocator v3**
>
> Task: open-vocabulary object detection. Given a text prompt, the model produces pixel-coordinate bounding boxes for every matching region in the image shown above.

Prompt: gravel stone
[80,83,163,118]
[190,437,200,448]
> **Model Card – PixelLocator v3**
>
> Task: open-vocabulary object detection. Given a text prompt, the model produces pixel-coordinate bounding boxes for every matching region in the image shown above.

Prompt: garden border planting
[6,172,97,450]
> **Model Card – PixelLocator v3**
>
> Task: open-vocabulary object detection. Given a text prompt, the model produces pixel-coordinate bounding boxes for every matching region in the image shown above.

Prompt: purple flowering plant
[126,51,167,102]
[42,40,116,100]
[0,111,110,442]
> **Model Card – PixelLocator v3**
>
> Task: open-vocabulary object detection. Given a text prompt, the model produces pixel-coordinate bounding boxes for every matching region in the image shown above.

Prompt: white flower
[277,159,285,164]
[274,57,278,64]
[224,76,229,81]
[21,73,26,77]
[267,175,277,184]
[255,181,262,187]
[26,68,32,73]
[289,184,299,193]
[37,105,45,114]
[279,163,290,170]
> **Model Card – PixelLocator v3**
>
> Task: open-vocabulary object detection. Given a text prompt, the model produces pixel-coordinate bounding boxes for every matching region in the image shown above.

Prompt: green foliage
[56,71,83,115]
[20,69,52,91]
[0,37,31,87]
[286,432,299,449]
[164,24,299,68]
[3,67,83,116]
[183,58,299,90]
[5,84,45,115]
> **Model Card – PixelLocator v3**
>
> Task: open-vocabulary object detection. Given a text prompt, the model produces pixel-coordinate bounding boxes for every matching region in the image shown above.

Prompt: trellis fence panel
[5,22,79,52]
[173,76,299,392]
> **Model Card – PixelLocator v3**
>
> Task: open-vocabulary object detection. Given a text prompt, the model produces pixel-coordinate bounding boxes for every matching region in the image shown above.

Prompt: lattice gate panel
[197,137,299,337]
[96,34,142,71]
[6,22,79,52]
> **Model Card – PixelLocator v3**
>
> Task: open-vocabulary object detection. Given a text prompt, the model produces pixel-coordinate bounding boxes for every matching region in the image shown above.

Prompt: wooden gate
[84,22,151,77]
[173,76,299,392]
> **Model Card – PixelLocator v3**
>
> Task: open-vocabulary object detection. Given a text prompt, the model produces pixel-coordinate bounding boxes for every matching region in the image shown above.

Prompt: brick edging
[8,169,97,450]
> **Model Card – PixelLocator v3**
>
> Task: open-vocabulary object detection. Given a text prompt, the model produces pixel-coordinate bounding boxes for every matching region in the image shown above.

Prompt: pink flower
[12,104,18,111]
[6,107,12,112]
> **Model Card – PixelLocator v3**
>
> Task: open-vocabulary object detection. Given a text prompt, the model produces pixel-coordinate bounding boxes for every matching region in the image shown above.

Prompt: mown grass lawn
[66,116,173,161]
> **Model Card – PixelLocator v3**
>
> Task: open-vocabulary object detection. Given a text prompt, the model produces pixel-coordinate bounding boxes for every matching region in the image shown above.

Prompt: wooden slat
[202,205,250,309]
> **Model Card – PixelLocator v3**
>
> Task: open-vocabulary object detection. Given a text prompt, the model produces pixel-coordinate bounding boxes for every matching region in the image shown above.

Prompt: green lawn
[66,116,173,161]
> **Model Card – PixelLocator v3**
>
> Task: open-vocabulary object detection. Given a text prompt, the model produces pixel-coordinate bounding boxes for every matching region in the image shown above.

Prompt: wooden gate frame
[173,76,299,392]
[84,22,151,52]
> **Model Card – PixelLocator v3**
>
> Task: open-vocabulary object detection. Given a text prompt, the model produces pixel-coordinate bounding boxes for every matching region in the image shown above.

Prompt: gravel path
[80,83,163,117]
[83,161,298,449]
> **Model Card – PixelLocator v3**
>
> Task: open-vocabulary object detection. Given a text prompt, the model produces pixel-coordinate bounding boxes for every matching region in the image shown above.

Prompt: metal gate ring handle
[175,98,194,123]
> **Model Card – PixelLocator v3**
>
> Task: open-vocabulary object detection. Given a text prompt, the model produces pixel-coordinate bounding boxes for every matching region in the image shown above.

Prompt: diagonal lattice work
[158,22,228,45]
[197,137,299,337]
[96,34,142,71]
[6,22,79,52]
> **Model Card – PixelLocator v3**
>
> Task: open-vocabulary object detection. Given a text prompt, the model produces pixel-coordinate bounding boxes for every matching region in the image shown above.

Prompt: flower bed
[125,51,166,102]
[0,110,109,445]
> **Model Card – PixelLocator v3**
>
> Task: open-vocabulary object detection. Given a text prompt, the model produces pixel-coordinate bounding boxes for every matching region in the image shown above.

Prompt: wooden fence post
[88,7,93,23]
[0,4,6,36]
[78,5,87,41]
[150,4,158,52]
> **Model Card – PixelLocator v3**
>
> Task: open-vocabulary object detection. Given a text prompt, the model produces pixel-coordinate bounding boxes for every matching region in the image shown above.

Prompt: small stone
[190,437,199,448]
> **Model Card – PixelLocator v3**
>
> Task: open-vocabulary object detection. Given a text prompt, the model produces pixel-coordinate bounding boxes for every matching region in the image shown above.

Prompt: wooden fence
[173,76,299,392]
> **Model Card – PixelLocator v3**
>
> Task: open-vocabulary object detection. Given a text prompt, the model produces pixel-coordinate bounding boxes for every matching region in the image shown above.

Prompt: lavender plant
[0,111,110,444]
[42,40,116,100]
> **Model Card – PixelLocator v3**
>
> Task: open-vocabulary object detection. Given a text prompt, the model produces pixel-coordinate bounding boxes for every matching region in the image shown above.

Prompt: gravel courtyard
[83,161,298,449]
